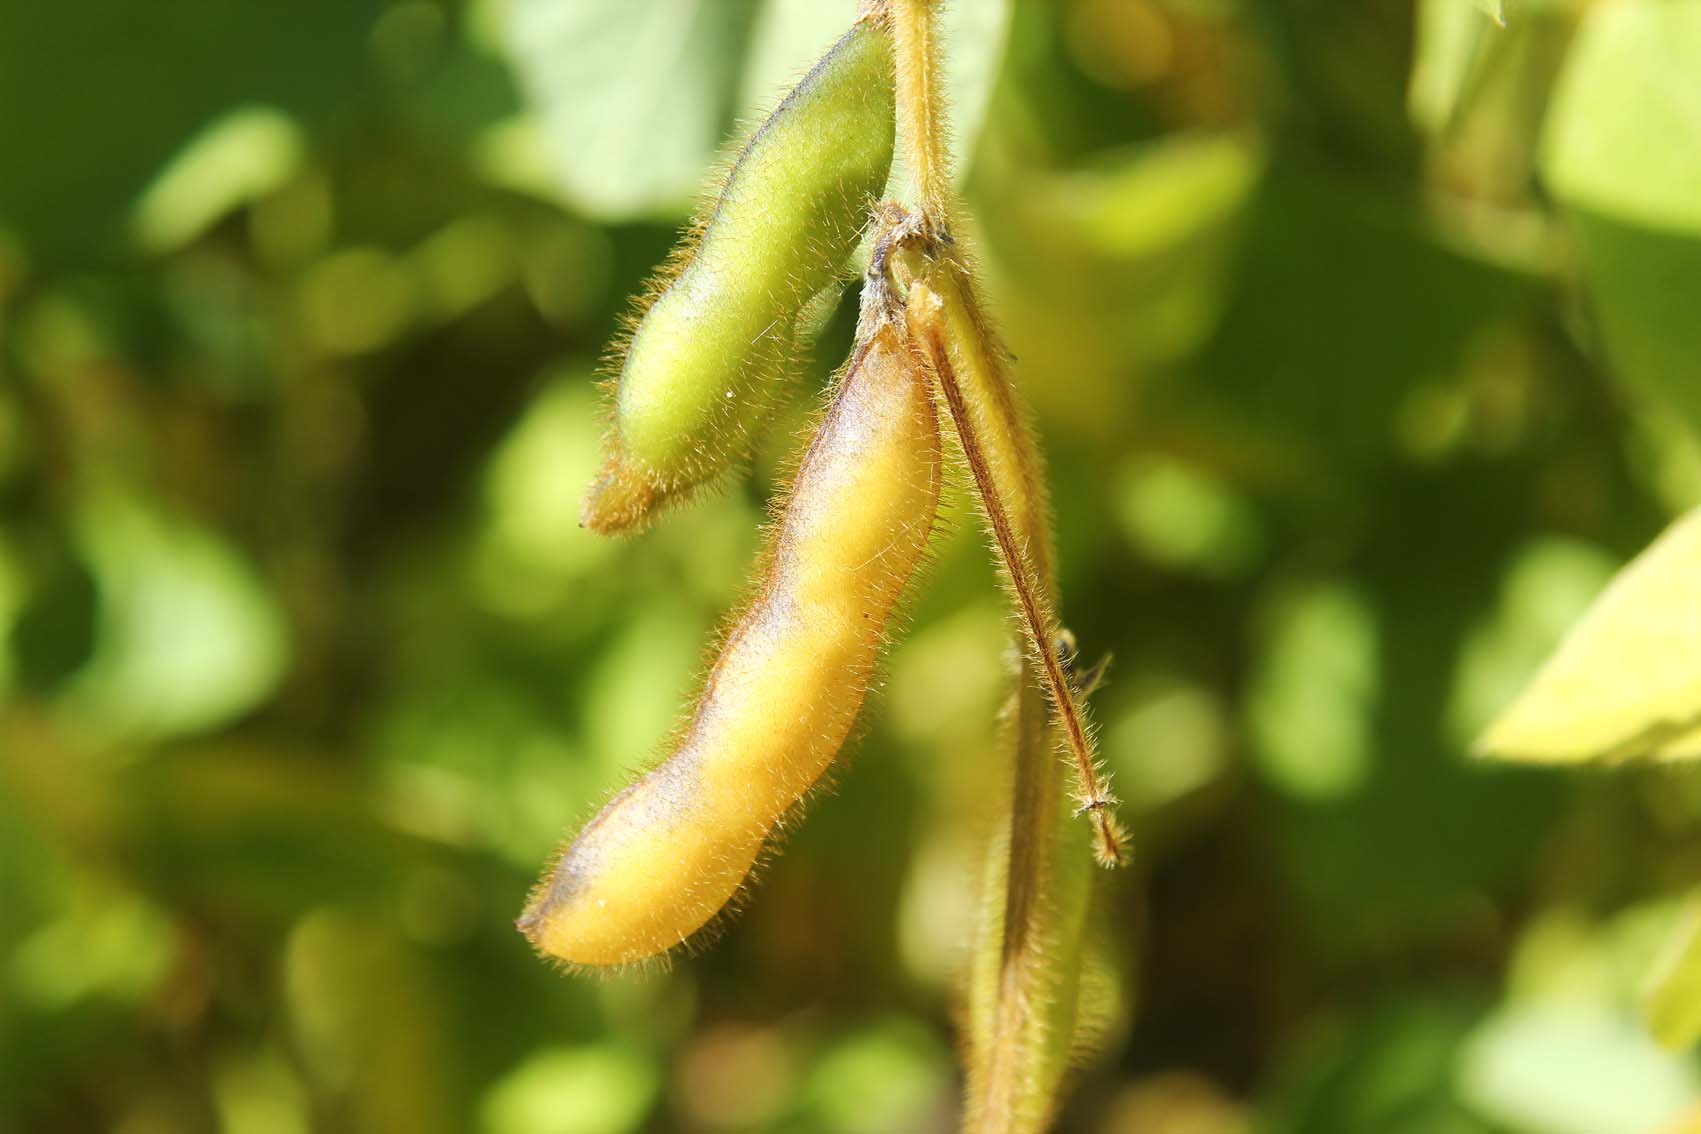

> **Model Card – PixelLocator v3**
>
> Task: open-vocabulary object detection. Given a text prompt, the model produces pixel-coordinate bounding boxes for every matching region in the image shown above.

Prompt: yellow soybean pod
[583,16,898,532]
[521,316,940,965]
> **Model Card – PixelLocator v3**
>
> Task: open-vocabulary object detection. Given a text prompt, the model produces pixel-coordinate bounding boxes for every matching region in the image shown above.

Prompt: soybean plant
[583,15,896,532]
[527,3,1123,1131]
[521,295,940,964]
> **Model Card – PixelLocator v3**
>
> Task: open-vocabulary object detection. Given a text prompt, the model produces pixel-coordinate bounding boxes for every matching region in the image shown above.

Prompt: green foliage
[1478,508,1701,762]
[4,0,1701,1131]
[1541,0,1701,434]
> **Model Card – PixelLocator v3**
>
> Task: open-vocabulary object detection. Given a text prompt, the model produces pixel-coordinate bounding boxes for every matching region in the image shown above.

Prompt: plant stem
[885,3,1124,1128]
[891,0,953,228]
[890,0,1124,866]
[917,299,1125,865]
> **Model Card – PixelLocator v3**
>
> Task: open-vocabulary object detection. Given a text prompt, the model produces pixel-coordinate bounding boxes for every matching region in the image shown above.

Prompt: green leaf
[1476,0,1509,26]
[1459,1001,1698,1134]
[1249,583,1380,801]
[1476,507,1701,763]
[1644,896,1701,1051]
[480,1045,660,1134]
[131,106,304,254]
[801,1018,950,1133]
[501,0,751,220]
[738,0,864,117]
[1543,3,1701,236]
[1566,210,1701,434]
[1542,0,1701,433]
[0,0,384,266]
[936,0,1013,184]
[65,496,288,740]
[1409,0,1500,135]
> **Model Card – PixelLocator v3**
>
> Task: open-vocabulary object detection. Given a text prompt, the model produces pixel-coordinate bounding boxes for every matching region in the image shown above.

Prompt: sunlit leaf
[1249,583,1380,801]
[131,106,304,254]
[1477,508,1701,763]
[66,497,288,740]
[212,1051,311,1134]
[1459,1002,1697,1134]
[1449,538,1617,750]
[480,1044,660,1134]
[934,0,1013,184]
[1115,455,1263,577]
[800,1018,950,1133]
[1409,0,1499,134]
[1644,896,1701,1051]
[1541,0,1701,433]
[501,0,748,219]
[9,886,176,1010]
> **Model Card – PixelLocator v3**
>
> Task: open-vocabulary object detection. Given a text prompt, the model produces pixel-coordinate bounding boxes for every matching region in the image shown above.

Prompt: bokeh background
[4,0,1701,1131]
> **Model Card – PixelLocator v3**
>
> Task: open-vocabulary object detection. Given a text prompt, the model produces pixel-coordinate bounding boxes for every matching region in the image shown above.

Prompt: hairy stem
[914,295,1125,866]
[898,268,1105,1132]
[892,0,954,228]
[883,4,1124,1123]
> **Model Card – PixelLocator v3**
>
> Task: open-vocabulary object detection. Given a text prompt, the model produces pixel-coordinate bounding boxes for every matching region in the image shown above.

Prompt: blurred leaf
[1563,211,1701,435]
[0,531,28,697]
[1105,673,1231,814]
[212,1050,311,1134]
[1451,537,1617,751]
[934,0,1014,185]
[1643,895,1701,1051]
[479,1044,660,1134]
[9,886,176,1011]
[1410,0,1573,219]
[1542,3,1701,238]
[1189,161,1538,467]
[475,375,615,605]
[1409,0,1500,135]
[1458,1001,1697,1134]
[284,913,458,1134]
[1477,508,1701,763]
[1542,0,1701,433]
[1263,997,1491,1134]
[984,131,1262,414]
[9,547,98,693]
[500,0,751,219]
[66,496,287,740]
[797,1018,950,1134]
[121,742,440,919]
[738,0,868,115]
[131,106,304,254]
[1476,0,1509,27]
[1249,583,1380,801]
[0,0,384,265]
[1115,455,1263,577]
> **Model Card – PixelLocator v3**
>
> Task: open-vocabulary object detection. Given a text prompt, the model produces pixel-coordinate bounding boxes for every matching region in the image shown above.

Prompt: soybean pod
[522,306,941,966]
[583,14,897,533]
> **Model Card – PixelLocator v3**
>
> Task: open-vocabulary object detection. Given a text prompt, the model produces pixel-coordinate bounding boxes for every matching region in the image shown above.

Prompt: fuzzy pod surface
[524,316,941,965]
[584,17,898,532]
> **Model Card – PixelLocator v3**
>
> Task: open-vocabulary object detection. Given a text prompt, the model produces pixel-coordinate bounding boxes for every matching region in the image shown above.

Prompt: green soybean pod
[583,14,897,533]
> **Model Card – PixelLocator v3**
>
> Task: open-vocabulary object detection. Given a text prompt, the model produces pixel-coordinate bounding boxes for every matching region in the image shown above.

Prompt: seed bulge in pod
[583,16,898,533]
[523,317,939,965]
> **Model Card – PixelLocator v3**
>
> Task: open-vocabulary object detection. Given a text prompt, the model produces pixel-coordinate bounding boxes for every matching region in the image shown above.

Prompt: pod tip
[581,456,660,534]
